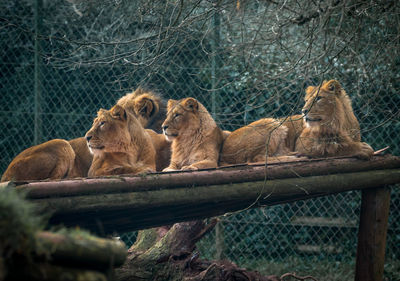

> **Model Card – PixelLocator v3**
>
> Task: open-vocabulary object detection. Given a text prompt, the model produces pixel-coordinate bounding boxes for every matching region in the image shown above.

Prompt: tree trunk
[116,220,281,281]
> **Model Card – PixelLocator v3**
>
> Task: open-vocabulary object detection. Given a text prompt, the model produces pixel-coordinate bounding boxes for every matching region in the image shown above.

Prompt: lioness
[219,118,289,165]
[85,105,156,176]
[1,139,75,182]
[72,87,168,175]
[162,97,223,171]
[118,88,170,171]
[295,80,373,159]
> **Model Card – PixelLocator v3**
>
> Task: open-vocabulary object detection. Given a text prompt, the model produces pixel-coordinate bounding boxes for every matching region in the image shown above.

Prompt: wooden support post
[355,187,391,281]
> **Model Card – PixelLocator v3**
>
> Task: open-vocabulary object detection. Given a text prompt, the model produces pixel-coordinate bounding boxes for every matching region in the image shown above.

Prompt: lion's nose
[302,108,309,115]
[85,135,92,142]
[162,125,168,131]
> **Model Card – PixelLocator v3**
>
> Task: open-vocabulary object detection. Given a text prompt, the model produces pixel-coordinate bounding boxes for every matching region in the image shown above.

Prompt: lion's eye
[328,84,335,91]
[174,113,181,118]
[99,121,106,127]
[315,96,322,102]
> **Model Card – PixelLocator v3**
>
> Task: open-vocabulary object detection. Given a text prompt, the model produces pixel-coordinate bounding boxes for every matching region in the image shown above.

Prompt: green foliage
[0,185,45,274]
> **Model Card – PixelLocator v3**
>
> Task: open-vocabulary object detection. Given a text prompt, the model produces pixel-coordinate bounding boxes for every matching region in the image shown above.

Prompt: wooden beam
[12,155,400,198]
[3,155,399,234]
[355,187,391,281]
[20,169,400,234]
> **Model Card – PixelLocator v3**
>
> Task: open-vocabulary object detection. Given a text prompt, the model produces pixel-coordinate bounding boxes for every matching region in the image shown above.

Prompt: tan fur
[67,137,93,177]
[117,87,167,133]
[295,80,373,159]
[1,139,75,182]
[222,130,231,141]
[162,97,223,171]
[220,118,289,165]
[303,81,361,141]
[145,129,171,171]
[279,114,304,152]
[2,88,167,181]
[85,105,156,177]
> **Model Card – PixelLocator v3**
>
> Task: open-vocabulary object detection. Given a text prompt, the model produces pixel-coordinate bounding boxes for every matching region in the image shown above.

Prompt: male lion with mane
[161,97,223,171]
[85,105,156,176]
[295,79,373,159]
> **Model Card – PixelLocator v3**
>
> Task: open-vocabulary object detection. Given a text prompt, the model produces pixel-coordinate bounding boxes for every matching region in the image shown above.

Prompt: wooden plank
[296,244,342,254]
[355,187,391,281]
[291,216,357,227]
[10,155,400,199]
[24,169,400,234]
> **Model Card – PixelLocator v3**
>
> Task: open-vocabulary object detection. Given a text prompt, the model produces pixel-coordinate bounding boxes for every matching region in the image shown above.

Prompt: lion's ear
[305,86,315,100]
[323,80,341,94]
[183,97,198,111]
[110,105,127,121]
[134,95,156,119]
[167,99,178,111]
[305,86,315,96]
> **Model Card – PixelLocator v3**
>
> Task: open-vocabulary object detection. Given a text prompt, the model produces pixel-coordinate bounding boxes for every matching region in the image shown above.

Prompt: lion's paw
[162,167,179,172]
[181,165,199,171]
[355,142,374,160]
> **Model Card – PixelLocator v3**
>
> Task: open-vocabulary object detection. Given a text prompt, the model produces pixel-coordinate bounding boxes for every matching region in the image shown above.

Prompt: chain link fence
[1,1,399,280]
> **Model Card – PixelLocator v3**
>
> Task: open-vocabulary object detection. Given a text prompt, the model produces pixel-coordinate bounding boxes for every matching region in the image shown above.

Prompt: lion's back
[1,139,75,182]
[220,118,289,165]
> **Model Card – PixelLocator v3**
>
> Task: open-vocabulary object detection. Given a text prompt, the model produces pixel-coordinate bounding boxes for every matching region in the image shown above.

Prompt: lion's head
[85,105,132,155]
[117,87,166,133]
[302,80,360,139]
[161,97,204,142]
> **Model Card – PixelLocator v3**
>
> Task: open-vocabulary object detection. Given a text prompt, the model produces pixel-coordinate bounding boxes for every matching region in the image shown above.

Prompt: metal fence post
[210,2,220,120]
[34,0,43,145]
[211,2,225,260]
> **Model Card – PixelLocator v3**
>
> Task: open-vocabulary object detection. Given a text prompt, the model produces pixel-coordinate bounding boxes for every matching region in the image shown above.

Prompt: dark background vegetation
[1,0,399,279]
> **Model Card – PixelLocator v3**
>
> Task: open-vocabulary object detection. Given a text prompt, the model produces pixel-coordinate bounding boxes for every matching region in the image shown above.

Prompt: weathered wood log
[35,231,127,268]
[4,156,400,234]
[11,155,400,198]
[355,187,391,281]
[24,169,400,233]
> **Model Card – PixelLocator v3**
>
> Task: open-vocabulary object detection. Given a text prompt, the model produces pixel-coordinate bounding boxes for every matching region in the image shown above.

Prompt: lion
[219,118,289,165]
[1,139,75,182]
[295,79,373,159]
[85,105,156,177]
[117,87,167,133]
[161,97,223,171]
[69,88,168,176]
[72,88,168,175]
[1,88,166,181]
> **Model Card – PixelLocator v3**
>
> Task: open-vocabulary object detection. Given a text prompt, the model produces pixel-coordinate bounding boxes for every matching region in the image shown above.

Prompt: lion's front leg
[108,164,154,176]
[181,159,218,171]
[162,161,180,172]
[340,141,374,160]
